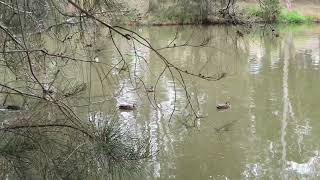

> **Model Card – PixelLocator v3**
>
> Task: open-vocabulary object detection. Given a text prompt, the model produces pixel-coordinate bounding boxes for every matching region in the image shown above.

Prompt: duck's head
[225,101,230,106]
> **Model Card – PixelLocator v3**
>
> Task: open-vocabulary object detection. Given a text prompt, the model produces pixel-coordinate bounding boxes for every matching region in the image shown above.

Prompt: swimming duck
[236,30,244,37]
[119,65,128,72]
[0,105,23,111]
[7,105,23,110]
[146,86,154,93]
[216,101,230,110]
[119,104,136,111]
[216,72,227,80]
[271,29,279,37]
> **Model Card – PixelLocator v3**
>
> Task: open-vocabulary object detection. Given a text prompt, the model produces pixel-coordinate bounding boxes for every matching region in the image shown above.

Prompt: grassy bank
[246,6,316,24]
[129,1,320,26]
[279,10,315,24]
[147,7,318,26]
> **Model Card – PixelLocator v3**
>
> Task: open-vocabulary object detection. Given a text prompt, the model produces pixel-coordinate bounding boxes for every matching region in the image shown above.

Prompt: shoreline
[121,1,320,27]
[122,18,320,27]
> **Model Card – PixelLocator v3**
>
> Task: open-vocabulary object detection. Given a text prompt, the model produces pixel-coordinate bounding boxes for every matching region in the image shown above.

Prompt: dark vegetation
[0,0,149,179]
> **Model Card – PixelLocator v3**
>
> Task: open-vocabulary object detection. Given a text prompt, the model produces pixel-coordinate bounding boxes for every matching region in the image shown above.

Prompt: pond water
[108,25,320,180]
[2,24,320,180]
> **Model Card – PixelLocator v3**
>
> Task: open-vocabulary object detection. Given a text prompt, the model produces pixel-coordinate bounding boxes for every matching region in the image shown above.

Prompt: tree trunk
[200,0,210,21]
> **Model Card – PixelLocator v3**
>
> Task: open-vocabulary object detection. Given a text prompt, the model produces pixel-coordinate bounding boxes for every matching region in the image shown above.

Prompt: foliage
[153,0,213,24]
[246,7,264,18]
[258,0,281,22]
[151,0,277,24]
[0,0,151,179]
[247,3,315,24]
[156,5,201,24]
[278,10,315,24]
[0,110,149,179]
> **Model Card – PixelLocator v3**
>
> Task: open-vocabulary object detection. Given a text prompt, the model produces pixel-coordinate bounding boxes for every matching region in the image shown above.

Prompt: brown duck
[119,104,136,111]
[216,101,231,110]
[0,105,23,111]
[236,30,244,37]
[146,86,154,93]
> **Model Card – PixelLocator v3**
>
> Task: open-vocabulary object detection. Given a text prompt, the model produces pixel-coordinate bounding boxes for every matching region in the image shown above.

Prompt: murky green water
[107,25,320,180]
[2,24,320,179]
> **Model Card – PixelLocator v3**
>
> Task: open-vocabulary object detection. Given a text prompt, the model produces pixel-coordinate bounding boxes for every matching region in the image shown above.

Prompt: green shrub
[246,5,316,24]
[279,10,315,24]
[246,7,264,18]
[243,0,280,22]
[260,0,281,22]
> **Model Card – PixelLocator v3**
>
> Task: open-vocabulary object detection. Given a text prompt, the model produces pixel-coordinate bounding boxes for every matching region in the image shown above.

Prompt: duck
[119,65,128,72]
[236,30,244,37]
[119,104,136,111]
[43,89,54,95]
[146,86,154,93]
[216,72,227,80]
[0,105,23,111]
[271,28,279,37]
[216,101,231,110]
[7,105,23,110]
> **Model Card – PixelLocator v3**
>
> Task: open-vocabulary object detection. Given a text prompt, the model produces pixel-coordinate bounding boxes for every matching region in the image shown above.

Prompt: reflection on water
[116,25,320,180]
[2,24,320,179]
[82,25,320,179]
[286,151,320,176]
